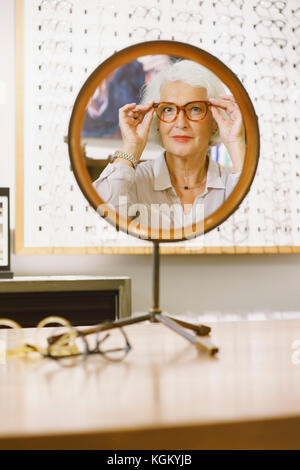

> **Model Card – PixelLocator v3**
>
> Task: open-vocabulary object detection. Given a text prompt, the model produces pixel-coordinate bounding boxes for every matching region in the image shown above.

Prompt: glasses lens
[97,328,131,361]
[156,103,177,122]
[35,316,86,366]
[185,102,207,120]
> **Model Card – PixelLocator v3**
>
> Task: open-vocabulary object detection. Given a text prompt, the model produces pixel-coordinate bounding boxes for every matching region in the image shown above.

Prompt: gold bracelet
[112,150,138,169]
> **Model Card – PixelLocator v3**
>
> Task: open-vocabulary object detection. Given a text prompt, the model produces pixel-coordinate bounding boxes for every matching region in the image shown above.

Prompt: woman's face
[158,81,215,159]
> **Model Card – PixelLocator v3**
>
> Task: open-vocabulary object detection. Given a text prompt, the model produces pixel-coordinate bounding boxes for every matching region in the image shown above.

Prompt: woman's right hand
[118,102,155,161]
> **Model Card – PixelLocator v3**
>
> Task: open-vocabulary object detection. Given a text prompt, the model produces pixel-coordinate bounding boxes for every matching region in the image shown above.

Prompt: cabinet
[0,276,131,327]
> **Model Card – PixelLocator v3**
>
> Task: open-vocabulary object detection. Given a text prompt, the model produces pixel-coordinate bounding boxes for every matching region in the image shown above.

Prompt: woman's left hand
[209,95,246,173]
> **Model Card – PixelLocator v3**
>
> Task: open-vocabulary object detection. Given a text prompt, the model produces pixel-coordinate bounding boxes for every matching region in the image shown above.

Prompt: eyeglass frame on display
[253,0,287,15]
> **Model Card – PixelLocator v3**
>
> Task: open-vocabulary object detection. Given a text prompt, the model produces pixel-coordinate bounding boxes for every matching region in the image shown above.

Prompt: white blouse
[93,152,241,229]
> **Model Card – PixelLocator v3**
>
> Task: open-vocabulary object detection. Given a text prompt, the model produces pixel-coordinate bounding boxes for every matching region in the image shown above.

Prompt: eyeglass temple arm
[47,313,152,345]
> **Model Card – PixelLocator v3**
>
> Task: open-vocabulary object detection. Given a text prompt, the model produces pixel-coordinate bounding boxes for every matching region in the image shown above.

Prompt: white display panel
[17,0,300,253]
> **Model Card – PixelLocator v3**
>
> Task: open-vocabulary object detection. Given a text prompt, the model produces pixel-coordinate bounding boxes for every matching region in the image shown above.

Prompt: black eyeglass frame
[45,325,132,363]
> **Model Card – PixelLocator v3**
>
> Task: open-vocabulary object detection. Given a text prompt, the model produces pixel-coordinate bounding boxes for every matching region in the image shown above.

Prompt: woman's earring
[212,124,218,136]
[212,118,218,135]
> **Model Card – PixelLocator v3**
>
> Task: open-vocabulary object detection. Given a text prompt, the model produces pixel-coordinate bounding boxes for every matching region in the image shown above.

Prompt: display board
[15,0,300,254]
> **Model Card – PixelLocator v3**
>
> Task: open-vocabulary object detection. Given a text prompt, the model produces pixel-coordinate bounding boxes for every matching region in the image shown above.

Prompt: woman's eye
[163,107,173,113]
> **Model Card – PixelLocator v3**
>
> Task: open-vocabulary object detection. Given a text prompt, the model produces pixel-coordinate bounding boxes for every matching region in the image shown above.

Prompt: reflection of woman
[93,60,246,228]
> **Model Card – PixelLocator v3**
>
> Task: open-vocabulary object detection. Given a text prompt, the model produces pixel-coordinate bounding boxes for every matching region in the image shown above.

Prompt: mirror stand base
[149,308,162,322]
[143,241,218,355]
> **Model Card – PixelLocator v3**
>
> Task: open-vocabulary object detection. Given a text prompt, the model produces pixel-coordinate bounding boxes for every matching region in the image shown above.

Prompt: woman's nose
[175,109,188,127]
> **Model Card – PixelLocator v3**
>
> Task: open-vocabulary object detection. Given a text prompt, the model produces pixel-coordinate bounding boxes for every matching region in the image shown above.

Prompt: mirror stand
[66,41,260,358]
[85,242,219,356]
[147,241,219,356]
[149,241,161,315]
[48,242,219,356]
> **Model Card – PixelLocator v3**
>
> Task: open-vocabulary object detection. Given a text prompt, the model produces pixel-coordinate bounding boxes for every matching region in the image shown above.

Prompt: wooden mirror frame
[68,40,260,242]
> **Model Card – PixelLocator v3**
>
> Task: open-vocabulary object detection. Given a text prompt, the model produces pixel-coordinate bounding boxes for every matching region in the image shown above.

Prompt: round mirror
[68,41,259,242]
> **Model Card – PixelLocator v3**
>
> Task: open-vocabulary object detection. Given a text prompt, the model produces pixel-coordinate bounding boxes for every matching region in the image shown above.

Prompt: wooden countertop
[0,318,300,449]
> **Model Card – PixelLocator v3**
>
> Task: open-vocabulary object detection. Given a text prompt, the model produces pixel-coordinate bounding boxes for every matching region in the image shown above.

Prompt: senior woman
[93,59,246,230]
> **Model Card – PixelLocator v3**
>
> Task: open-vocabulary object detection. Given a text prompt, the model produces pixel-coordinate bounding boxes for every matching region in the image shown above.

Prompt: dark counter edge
[0,415,299,450]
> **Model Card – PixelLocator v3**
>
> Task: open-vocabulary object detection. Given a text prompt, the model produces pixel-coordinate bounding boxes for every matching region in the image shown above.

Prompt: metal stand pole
[149,241,162,318]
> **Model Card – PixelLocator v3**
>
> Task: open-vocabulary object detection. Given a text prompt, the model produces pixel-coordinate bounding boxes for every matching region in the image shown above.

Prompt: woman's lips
[172,135,192,142]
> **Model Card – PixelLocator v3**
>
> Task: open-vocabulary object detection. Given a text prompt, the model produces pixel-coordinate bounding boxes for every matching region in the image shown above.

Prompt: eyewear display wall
[15,0,299,254]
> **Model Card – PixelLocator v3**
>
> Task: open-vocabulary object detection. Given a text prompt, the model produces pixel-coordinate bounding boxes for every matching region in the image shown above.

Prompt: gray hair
[141,59,227,147]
